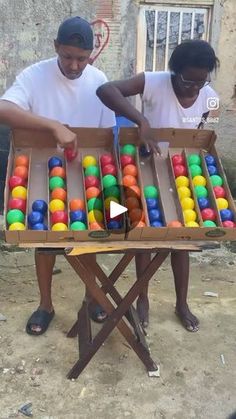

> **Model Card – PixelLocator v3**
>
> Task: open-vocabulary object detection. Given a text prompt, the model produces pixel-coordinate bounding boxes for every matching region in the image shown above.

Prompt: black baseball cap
[56,16,93,50]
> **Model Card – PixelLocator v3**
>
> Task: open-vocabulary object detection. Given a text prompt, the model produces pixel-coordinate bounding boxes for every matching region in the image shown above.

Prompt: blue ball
[205,154,216,166]
[32,199,48,215]
[107,220,121,229]
[207,165,218,176]
[149,209,161,222]
[198,197,210,210]
[48,156,63,170]
[32,223,48,230]
[139,145,152,158]
[151,221,163,227]
[220,209,234,222]
[70,210,86,223]
[146,198,158,210]
[28,211,44,226]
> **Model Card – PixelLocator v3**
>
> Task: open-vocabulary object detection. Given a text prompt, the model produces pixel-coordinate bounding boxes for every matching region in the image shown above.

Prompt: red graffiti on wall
[89,19,110,64]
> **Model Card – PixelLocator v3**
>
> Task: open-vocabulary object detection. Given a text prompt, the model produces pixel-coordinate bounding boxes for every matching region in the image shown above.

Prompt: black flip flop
[26,309,55,336]
[89,305,107,324]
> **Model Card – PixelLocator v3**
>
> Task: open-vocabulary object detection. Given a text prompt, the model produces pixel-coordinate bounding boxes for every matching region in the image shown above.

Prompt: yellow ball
[177,186,191,200]
[51,222,68,231]
[216,197,228,210]
[183,209,197,223]
[88,210,103,223]
[192,175,207,187]
[181,197,195,210]
[11,186,27,200]
[9,222,26,231]
[185,221,199,227]
[104,196,119,210]
[82,155,97,169]
[49,199,65,213]
[176,176,189,188]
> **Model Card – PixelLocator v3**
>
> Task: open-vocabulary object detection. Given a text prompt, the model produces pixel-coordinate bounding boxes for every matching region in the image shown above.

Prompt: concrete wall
[0,0,236,210]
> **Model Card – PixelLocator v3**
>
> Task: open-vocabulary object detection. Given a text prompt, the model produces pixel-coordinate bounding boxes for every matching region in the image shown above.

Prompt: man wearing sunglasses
[97,39,219,332]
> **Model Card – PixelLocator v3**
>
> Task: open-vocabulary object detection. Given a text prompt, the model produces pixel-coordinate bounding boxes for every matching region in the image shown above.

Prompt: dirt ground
[0,240,236,419]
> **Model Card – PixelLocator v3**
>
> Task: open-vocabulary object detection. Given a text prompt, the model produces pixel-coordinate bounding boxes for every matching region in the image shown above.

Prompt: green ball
[87,197,103,211]
[49,176,65,190]
[203,220,217,227]
[144,185,158,199]
[194,185,208,198]
[210,175,223,187]
[7,209,25,224]
[103,186,120,199]
[85,165,100,178]
[188,154,201,166]
[102,174,117,189]
[121,144,136,155]
[70,221,87,231]
[190,164,202,177]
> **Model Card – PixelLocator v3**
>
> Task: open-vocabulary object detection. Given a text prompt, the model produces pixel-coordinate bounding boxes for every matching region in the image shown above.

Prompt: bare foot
[175,304,199,332]
[136,296,149,328]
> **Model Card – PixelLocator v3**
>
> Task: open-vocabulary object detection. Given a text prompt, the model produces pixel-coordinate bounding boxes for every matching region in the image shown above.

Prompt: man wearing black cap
[0,16,115,335]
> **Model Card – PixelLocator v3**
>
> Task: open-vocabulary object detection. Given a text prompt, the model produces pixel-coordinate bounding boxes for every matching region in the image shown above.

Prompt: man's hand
[51,122,77,151]
[139,117,161,155]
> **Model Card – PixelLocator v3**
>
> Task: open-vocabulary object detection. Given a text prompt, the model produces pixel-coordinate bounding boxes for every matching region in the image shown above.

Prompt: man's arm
[96,73,152,143]
[0,100,77,149]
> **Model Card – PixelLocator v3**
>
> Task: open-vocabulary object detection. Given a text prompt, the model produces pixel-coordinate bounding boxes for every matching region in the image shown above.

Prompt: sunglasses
[179,73,211,88]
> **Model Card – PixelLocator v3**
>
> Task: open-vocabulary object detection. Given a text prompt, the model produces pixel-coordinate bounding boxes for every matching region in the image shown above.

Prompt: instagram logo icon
[207,97,219,110]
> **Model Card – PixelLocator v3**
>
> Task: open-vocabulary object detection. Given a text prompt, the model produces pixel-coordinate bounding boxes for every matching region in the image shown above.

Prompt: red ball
[8,197,26,212]
[9,175,26,190]
[85,176,100,189]
[172,154,184,166]
[102,164,117,176]
[222,220,235,228]
[64,147,78,162]
[213,186,226,199]
[51,210,68,225]
[120,154,135,168]
[173,164,187,177]
[100,153,115,167]
[201,208,216,221]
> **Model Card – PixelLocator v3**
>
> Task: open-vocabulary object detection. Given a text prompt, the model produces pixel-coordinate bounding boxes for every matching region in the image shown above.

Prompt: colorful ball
[148,209,161,222]
[102,174,117,189]
[13,165,28,180]
[181,197,195,210]
[173,164,187,178]
[69,198,85,211]
[8,198,26,213]
[210,175,223,187]
[121,144,136,156]
[123,164,138,177]
[32,199,48,214]
[188,154,201,166]
[9,222,26,231]
[216,197,228,210]
[85,176,100,189]
[172,154,184,166]
[207,165,218,176]
[31,223,48,230]
[50,166,66,179]
[28,211,44,226]
[11,186,27,200]
[203,220,217,227]
[146,198,158,210]
[84,165,100,178]
[222,220,235,228]
[88,210,103,224]
[70,221,87,231]
[104,196,119,210]
[185,221,199,227]
[120,155,135,168]
[7,209,25,225]
[86,187,101,200]
[123,175,137,188]
[89,222,104,230]
[194,185,208,198]
[220,209,234,222]
[192,175,206,187]
[213,186,226,199]
[167,220,182,227]
[201,208,216,221]
[51,210,68,225]
[125,185,141,199]
[82,155,97,169]
[14,154,29,168]
[144,185,158,199]
[48,156,63,170]
[205,154,216,166]
[175,176,189,188]
[107,220,122,229]
[9,175,25,190]
[102,164,117,177]
[100,153,115,167]
[87,197,103,211]
[51,187,67,201]
[70,210,86,223]
[198,197,210,210]
[177,186,191,200]
[103,185,120,199]
[183,209,197,223]
[49,199,65,213]
[150,221,163,227]
[126,197,140,211]
[49,176,65,190]
[51,222,68,231]
[189,164,202,177]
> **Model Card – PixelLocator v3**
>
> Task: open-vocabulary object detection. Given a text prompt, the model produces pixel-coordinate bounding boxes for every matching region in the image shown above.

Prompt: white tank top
[142,71,218,129]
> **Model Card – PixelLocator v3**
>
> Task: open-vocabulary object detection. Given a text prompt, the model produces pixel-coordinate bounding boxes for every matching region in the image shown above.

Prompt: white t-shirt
[142,71,218,129]
[1,57,115,127]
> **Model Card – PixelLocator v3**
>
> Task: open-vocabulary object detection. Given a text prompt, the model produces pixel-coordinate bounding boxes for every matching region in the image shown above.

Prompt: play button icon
[110,201,127,219]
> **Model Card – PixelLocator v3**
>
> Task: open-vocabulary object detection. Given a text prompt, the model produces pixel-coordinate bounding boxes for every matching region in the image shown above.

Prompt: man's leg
[135,253,151,328]
[171,250,199,332]
[27,250,56,333]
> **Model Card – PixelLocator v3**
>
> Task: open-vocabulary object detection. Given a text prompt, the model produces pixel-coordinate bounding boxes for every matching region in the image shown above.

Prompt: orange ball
[15,154,29,168]
[50,166,66,179]
[69,198,85,211]
[123,164,138,177]
[167,220,182,227]
[132,221,146,228]
[125,185,141,199]
[129,208,145,223]
[86,186,101,200]
[123,175,137,188]
[51,187,67,201]
[125,197,140,211]
[89,222,104,230]
[13,165,28,180]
